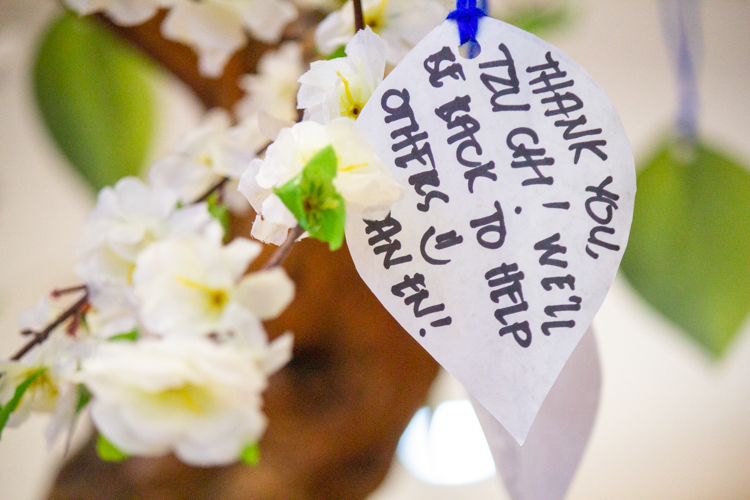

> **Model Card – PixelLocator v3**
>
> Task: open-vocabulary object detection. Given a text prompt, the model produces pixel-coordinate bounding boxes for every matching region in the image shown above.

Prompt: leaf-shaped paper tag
[471,327,600,500]
[347,17,634,444]
[33,12,155,191]
[621,138,750,357]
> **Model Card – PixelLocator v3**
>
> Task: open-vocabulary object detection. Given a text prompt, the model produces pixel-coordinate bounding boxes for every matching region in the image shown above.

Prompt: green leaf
[75,384,93,414]
[305,145,338,180]
[108,329,140,342]
[239,443,260,466]
[96,434,129,462]
[274,146,347,250]
[207,193,230,241]
[33,12,156,191]
[503,5,572,36]
[0,369,46,439]
[313,195,346,250]
[327,45,347,60]
[621,138,750,357]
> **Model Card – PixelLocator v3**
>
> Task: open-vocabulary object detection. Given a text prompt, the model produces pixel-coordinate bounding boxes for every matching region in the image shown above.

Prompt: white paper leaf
[347,17,633,444]
[471,327,601,500]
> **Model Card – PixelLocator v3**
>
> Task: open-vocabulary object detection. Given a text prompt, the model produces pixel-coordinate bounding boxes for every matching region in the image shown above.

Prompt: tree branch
[11,292,90,361]
[193,177,230,204]
[353,0,366,32]
[262,225,305,270]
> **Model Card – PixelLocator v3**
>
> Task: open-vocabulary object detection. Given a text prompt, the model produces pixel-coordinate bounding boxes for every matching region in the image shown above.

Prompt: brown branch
[11,292,89,361]
[51,284,87,298]
[262,225,305,270]
[97,11,265,111]
[96,9,324,113]
[193,177,230,204]
[353,0,366,32]
[256,140,274,158]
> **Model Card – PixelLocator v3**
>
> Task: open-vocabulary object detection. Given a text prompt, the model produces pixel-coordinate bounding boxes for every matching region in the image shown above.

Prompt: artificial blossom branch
[11,290,90,361]
[193,176,230,204]
[353,0,365,32]
[262,224,305,270]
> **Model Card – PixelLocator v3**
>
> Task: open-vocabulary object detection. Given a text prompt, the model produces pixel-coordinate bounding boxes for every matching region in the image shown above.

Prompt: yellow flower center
[143,383,215,416]
[339,162,368,172]
[364,0,389,33]
[174,275,230,317]
[337,72,366,120]
[198,154,214,167]
[126,263,136,285]
[28,371,57,399]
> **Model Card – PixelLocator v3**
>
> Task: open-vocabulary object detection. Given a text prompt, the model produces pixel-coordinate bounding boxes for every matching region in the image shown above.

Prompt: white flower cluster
[63,0,299,77]
[1,113,295,466]
[242,28,403,245]
[63,0,452,76]
[316,0,449,64]
[4,9,406,468]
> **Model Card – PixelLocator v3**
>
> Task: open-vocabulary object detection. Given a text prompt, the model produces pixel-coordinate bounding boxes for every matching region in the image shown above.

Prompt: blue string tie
[447,0,488,46]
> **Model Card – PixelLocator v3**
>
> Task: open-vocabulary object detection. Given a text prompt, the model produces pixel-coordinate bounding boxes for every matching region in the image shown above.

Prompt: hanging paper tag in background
[471,327,601,500]
[346,17,634,444]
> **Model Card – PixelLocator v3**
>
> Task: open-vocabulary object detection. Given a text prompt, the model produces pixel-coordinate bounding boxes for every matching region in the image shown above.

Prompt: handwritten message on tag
[346,17,635,444]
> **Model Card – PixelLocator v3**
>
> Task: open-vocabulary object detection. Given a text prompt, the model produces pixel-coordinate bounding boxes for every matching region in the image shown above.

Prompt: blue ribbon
[659,0,700,140]
[448,0,488,46]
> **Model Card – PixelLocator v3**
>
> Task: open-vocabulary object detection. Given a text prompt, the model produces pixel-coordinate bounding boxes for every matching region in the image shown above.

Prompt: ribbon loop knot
[448,0,488,45]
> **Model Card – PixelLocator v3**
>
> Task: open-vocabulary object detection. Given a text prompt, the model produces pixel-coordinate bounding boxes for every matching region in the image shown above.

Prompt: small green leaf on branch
[96,434,129,462]
[274,146,346,250]
[207,193,230,241]
[0,368,46,439]
[108,329,140,342]
[327,45,347,60]
[240,443,260,466]
[75,384,93,414]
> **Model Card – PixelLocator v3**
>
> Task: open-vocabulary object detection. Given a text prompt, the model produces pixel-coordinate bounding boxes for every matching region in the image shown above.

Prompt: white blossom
[132,234,295,339]
[0,330,79,445]
[315,0,448,64]
[85,286,141,340]
[149,109,265,205]
[80,334,293,466]
[238,117,404,244]
[235,42,304,123]
[17,297,55,335]
[161,0,298,78]
[63,0,172,26]
[75,177,222,290]
[298,27,385,124]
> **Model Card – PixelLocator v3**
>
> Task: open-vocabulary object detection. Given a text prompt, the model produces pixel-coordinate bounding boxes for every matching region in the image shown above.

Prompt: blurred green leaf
[239,443,260,466]
[0,369,45,439]
[96,434,129,462]
[621,138,750,357]
[108,329,140,342]
[33,12,155,191]
[327,45,347,60]
[206,192,230,242]
[75,384,93,414]
[503,5,572,36]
